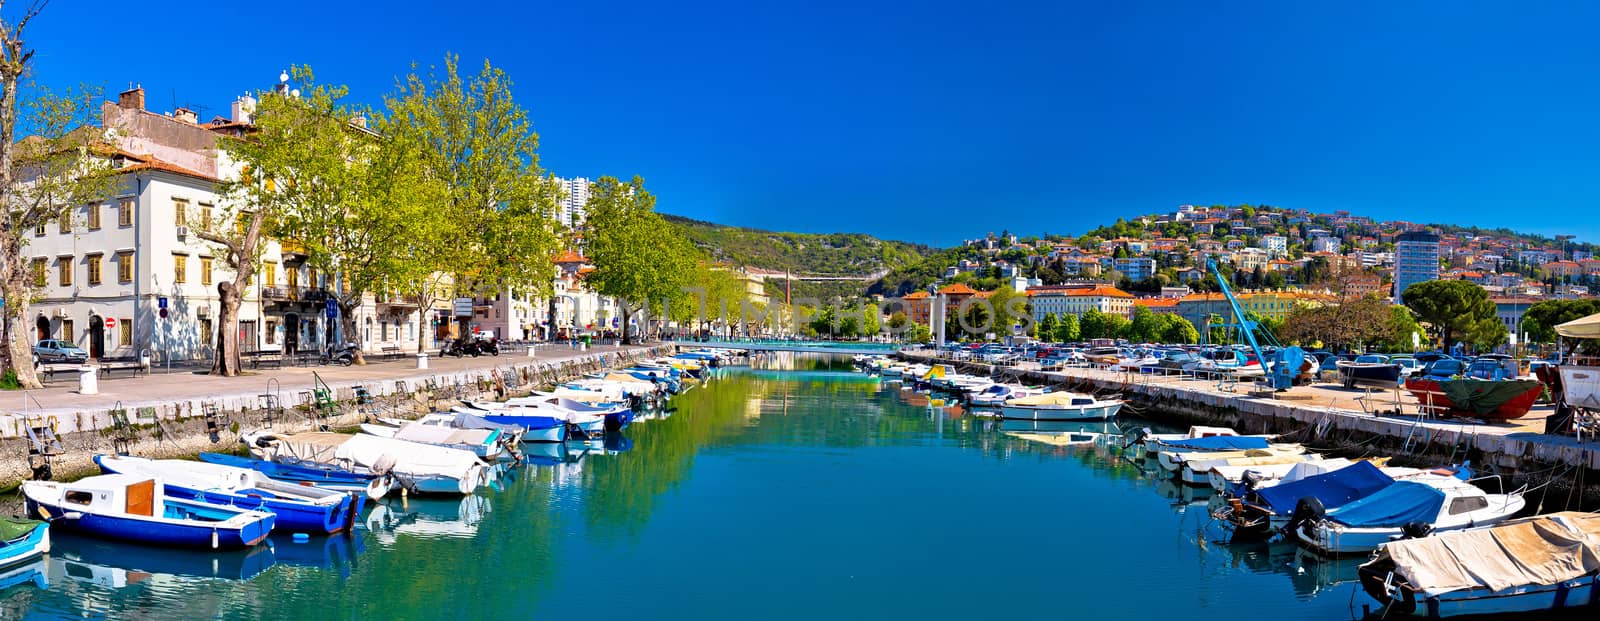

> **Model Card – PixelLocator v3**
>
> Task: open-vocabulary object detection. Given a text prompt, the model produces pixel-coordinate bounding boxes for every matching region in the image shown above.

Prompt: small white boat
[1180,453,1318,486]
[1295,475,1526,556]
[1156,444,1306,474]
[968,384,1047,408]
[1000,392,1122,421]
[244,431,489,496]
[24,475,274,549]
[1207,457,1355,492]
[360,423,506,461]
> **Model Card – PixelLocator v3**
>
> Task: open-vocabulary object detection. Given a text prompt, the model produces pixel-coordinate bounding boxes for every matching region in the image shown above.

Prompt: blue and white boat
[516,394,633,432]
[454,403,573,442]
[0,518,49,572]
[95,454,364,535]
[243,431,490,496]
[199,452,386,496]
[24,474,275,549]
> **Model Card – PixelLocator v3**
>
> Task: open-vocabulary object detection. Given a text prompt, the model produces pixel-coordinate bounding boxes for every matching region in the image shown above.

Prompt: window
[173,254,187,284]
[263,262,277,287]
[58,207,71,233]
[173,198,188,227]
[199,203,212,227]
[57,256,72,286]
[64,490,93,506]
[1449,497,1489,515]
[119,320,131,345]
[61,319,73,343]
[86,203,101,230]
[381,321,389,341]
[86,254,102,285]
[119,199,134,227]
[265,320,277,345]
[30,258,46,287]
[286,266,299,289]
[34,221,43,237]
[199,317,212,343]
[200,257,213,286]
[117,253,133,283]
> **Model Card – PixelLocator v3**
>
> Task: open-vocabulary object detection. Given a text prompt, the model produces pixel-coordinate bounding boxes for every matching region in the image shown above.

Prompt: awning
[1556,312,1600,340]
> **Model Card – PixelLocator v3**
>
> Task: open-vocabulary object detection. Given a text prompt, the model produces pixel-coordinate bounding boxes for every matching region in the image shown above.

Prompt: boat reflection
[1214,538,1365,599]
[49,534,277,585]
[365,494,491,545]
[269,533,365,573]
[0,558,47,593]
[999,419,1122,435]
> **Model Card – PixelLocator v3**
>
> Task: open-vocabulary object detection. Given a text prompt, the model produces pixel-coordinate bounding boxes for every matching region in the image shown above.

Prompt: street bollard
[79,365,99,395]
[527,344,536,358]
[416,353,429,370]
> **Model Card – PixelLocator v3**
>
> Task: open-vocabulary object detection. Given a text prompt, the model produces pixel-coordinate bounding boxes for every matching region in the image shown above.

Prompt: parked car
[32,339,87,363]
[1419,358,1466,381]
[1391,356,1422,379]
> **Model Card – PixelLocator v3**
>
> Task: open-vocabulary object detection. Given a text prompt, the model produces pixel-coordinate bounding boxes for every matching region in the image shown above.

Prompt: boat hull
[1405,378,1544,421]
[0,524,49,570]
[26,498,272,549]
[1359,567,1600,617]
[174,487,357,535]
[1000,402,1121,422]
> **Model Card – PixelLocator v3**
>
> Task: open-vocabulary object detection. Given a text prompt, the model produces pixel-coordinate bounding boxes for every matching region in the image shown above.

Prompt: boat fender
[1400,522,1433,540]
[211,529,219,550]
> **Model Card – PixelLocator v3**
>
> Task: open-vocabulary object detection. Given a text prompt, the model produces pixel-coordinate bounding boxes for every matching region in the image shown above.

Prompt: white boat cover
[392,424,494,447]
[1007,392,1091,407]
[1556,312,1600,339]
[1379,511,1600,596]
[1276,458,1355,485]
[267,432,481,481]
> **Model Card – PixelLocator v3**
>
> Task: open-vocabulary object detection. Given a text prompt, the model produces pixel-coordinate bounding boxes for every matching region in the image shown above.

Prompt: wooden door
[125,479,155,516]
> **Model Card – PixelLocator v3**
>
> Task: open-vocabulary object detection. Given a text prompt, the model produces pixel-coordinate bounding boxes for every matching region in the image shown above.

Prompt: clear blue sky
[24,1,1600,246]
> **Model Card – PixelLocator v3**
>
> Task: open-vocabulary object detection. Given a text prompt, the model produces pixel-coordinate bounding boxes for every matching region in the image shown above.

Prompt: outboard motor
[1240,469,1266,493]
[1282,496,1326,536]
[1400,521,1434,540]
[1125,427,1153,450]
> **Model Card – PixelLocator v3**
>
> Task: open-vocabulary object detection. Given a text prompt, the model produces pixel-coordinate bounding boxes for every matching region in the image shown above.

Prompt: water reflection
[52,535,278,581]
[365,495,491,545]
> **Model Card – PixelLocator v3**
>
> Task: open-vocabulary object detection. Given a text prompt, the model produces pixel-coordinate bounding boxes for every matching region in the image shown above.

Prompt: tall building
[1393,230,1441,299]
[555,176,591,229]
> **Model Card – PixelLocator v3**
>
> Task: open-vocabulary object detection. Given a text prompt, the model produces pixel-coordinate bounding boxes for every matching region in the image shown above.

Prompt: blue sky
[25,1,1600,246]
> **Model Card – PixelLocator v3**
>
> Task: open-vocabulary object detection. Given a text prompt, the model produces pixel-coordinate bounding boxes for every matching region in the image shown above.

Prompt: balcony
[262,286,327,303]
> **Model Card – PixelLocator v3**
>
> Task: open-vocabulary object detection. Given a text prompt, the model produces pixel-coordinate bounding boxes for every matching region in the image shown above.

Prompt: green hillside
[664,214,933,276]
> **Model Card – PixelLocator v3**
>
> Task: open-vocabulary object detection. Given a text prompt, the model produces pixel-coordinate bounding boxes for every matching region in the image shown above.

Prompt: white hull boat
[244,431,489,496]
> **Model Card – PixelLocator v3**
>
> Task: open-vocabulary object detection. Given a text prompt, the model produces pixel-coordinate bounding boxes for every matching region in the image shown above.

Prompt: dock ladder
[259,378,284,428]
[108,401,134,455]
[311,371,336,429]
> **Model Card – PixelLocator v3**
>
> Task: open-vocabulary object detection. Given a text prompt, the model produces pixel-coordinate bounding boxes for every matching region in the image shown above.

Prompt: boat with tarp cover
[1405,377,1544,421]
[1217,460,1397,538]
[242,431,489,496]
[1359,511,1600,617]
[1294,476,1526,556]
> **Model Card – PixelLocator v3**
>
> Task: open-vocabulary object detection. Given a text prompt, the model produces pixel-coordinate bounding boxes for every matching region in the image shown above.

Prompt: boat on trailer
[23,474,275,549]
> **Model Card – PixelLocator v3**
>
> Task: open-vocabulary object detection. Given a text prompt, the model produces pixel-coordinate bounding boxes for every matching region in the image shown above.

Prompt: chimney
[173,107,197,124]
[118,86,144,110]
[231,94,256,124]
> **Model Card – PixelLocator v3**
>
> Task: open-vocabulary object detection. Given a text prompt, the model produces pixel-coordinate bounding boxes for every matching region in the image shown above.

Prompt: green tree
[1521,299,1600,344]
[1036,313,1058,341]
[908,324,933,343]
[384,56,563,350]
[0,85,117,385]
[584,176,698,343]
[1079,308,1110,340]
[1159,315,1200,344]
[887,311,908,332]
[1401,280,1502,350]
[1054,313,1081,342]
[1126,306,1162,342]
[1378,305,1426,352]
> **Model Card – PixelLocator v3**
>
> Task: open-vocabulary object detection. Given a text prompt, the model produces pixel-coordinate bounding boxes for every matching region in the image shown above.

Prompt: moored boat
[1000,392,1122,421]
[24,474,275,549]
[243,431,489,496]
[1358,511,1600,617]
[198,452,387,497]
[1294,475,1526,556]
[95,454,363,535]
[0,518,49,572]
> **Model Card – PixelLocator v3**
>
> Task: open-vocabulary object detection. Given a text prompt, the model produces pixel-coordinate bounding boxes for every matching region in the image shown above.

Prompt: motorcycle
[326,342,359,366]
[441,338,468,358]
[477,337,501,357]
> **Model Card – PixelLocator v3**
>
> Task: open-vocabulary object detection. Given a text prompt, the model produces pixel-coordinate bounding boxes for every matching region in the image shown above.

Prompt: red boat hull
[1405,378,1543,421]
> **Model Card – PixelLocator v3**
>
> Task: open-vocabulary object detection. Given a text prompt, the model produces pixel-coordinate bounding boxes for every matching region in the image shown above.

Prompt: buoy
[292,533,310,543]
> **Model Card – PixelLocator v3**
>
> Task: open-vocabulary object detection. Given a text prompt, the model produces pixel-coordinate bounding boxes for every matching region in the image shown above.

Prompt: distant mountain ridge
[663,214,934,276]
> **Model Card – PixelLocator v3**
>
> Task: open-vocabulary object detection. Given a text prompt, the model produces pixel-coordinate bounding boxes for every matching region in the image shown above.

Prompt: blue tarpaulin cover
[1255,461,1395,515]
[1159,436,1270,451]
[1328,481,1446,528]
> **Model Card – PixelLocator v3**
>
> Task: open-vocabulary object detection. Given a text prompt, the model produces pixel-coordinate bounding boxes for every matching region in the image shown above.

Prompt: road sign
[159,308,168,319]
[158,297,168,309]
[324,298,338,319]
[104,317,116,329]
[454,297,473,317]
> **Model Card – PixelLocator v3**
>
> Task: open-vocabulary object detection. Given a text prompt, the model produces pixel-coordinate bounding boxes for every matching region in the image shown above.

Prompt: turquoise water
[2,355,1370,620]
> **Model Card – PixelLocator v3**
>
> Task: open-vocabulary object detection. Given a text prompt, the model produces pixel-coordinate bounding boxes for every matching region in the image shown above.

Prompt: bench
[380,344,402,360]
[250,351,284,369]
[98,356,148,378]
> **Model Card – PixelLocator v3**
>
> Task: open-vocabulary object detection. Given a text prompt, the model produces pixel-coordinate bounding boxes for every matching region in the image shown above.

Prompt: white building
[1260,235,1288,257]
[555,176,592,229]
[26,86,443,361]
[1310,235,1340,254]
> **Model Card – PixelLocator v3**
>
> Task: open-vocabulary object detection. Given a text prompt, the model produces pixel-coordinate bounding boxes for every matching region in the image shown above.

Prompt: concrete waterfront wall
[0,346,676,488]
[903,353,1600,506]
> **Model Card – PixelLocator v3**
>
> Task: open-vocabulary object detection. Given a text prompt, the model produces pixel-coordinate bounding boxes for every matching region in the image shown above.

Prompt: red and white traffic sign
[104,317,116,329]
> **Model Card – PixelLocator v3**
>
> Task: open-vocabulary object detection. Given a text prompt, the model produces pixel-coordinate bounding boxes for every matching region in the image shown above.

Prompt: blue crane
[1206,258,1304,390]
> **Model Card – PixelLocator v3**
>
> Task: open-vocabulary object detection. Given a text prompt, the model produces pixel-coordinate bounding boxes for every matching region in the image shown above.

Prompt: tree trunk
[620,305,632,345]
[339,300,366,365]
[3,286,41,388]
[211,281,244,376]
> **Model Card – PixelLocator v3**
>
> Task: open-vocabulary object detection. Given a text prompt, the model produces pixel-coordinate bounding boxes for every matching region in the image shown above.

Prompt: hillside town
[889,203,1599,347]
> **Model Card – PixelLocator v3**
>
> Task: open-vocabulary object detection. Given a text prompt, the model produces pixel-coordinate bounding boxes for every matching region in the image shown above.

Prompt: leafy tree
[907,324,932,343]
[886,310,908,331]
[1402,280,1502,350]
[1054,313,1080,342]
[1159,315,1200,344]
[1126,306,1162,343]
[987,287,1031,337]
[383,56,563,351]
[585,176,698,343]
[0,4,117,386]
[1036,313,1058,341]
[1378,305,1425,352]
[1521,299,1600,344]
